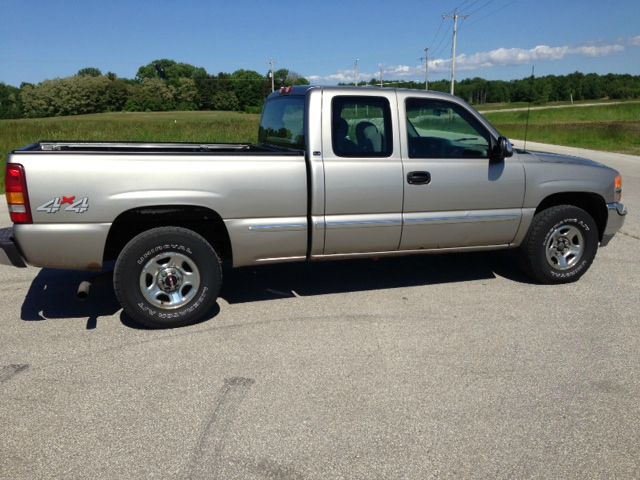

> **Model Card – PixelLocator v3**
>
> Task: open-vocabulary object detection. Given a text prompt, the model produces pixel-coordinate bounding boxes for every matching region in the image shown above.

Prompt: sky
[1,0,639,87]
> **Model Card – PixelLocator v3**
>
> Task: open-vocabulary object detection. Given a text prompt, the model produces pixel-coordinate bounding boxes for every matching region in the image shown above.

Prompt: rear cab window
[259,96,306,150]
[331,96,392,157]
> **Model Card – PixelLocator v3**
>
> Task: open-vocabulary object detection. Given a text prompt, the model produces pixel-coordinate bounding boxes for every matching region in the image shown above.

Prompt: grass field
[476,98,635,112]
[0,111,260,191]
[1,102,639,192]
[485,102,640,155]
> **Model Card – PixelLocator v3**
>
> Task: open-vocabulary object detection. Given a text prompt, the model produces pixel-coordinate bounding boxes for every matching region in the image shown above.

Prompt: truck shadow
[20,251,532,329]
[20,269,120,329]
[221,250,533,302]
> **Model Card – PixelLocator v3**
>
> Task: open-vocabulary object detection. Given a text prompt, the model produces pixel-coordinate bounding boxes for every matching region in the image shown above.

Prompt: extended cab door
[398,93,525,250]
[320,91,404,254]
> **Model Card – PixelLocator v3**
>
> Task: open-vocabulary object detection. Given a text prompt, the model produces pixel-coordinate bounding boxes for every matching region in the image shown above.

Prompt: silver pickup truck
[1,86,627,328]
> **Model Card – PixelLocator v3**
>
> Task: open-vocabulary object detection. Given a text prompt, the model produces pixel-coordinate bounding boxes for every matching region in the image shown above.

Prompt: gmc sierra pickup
[1,86,627,328]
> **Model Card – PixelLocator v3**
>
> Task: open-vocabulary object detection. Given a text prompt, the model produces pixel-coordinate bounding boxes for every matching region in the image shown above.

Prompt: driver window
[405,98,490,159]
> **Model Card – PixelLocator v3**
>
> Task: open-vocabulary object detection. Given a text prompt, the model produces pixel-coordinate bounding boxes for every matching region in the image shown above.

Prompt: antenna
[523,65,535,152]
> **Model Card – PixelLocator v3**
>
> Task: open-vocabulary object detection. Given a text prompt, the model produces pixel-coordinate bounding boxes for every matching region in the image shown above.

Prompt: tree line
[352,72,640,105]
[1,60,639,119]
[0,59,309,119]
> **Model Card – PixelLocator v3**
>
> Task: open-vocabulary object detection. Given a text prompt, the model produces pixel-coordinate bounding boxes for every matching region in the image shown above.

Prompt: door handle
[407,171,431,185]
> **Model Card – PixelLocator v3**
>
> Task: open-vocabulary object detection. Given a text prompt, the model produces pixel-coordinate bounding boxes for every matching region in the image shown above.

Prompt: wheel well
[535,192,607,240]
[103,206,232,264]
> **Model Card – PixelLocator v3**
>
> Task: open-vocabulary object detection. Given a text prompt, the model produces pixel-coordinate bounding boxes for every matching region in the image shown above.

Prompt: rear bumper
[0,227,27,268]
[601,202,627,247]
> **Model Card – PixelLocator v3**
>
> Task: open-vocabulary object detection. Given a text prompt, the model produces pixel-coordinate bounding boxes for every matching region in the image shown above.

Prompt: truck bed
[17,141,299,155]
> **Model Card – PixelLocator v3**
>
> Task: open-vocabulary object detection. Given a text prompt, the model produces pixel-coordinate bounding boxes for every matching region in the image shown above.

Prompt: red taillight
[5,164,32,224]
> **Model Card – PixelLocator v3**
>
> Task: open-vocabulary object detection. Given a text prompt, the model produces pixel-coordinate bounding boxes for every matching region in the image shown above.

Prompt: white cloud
[451,43,624,72]
[309,36,634,84]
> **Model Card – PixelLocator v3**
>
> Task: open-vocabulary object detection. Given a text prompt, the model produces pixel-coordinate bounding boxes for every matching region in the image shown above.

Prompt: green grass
[476,98,632,112]
[476,101,530,111]
[0,111,260,192]
[484,102,640,155]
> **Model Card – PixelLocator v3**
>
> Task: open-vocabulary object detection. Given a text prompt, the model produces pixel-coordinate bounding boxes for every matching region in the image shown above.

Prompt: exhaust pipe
[77,280,91,300]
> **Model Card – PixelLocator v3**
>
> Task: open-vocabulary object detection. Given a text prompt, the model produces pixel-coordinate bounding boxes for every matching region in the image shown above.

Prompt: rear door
[320,90,403,255]
[398,93,525,250]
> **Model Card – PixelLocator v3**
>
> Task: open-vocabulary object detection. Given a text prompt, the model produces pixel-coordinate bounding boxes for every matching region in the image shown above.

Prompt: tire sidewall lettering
[156,286,209,319]
[137,244,193,266]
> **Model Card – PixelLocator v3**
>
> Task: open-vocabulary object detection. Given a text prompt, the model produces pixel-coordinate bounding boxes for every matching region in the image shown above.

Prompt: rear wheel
[114,227,221,328]
[519,205,598,284]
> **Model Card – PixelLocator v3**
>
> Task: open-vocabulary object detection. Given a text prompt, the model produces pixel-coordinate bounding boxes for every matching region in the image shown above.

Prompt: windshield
[258,96,305,150]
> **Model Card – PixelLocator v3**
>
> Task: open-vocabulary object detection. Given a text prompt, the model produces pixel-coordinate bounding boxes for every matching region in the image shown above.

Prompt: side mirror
[490,136,513,162]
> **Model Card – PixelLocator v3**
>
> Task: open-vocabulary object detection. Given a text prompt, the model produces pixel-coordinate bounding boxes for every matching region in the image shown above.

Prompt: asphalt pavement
[1,143,639,479]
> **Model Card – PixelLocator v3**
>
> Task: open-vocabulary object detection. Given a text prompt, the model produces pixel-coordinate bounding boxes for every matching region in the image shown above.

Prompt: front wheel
[519,205,599,284]
[114,227,222,328]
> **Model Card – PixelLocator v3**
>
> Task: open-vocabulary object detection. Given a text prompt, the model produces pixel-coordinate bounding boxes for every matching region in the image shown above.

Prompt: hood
[526,151,611,170]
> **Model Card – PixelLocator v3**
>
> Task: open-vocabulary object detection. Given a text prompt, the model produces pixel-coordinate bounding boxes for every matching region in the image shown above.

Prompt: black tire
[113,227,221,328]
[519,205,598,284]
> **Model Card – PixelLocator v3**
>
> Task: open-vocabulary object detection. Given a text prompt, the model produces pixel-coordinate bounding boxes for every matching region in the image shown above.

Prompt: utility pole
[419,47,429,90]
[443,10,468,95]
[379,64,384,88]
[354,58,360,87]
[269,59,276,93]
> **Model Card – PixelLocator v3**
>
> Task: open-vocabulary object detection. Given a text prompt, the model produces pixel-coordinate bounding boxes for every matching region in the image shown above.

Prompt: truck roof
[267,85,464,103]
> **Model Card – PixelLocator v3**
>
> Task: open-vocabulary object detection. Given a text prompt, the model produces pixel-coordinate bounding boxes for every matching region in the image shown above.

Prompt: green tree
[175,77,198,110]
[0,82,23,118]
[104,78,130,111]
[76,67,102,77]
[231,69,269,109]
[272,68,310,86]
[20,76,113,117]
[211,91,240,111]
[136,59,207,85]
[125,78,175,111]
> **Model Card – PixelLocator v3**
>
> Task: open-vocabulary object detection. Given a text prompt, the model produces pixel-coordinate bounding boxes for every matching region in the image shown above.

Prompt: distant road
[479,100,640,114]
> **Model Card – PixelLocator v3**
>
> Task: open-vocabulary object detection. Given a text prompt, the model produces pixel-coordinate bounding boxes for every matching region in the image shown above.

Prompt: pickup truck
[1,86,627,328]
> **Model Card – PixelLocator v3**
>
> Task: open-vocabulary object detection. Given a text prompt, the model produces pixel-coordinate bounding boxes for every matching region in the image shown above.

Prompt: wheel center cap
[557,238,568,252]
[158,268,183,292]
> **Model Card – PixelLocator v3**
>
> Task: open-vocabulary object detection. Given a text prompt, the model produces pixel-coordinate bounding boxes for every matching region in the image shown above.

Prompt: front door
[398,94,525,250]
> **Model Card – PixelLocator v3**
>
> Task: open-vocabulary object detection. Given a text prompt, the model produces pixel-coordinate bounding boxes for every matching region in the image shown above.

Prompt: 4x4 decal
[37,196,89,214]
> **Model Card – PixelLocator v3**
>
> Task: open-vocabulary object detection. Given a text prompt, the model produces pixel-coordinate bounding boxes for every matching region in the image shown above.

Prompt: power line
[455,0,475,10]
[428,17,445,48]
[464,0,519,29]
[458,0,483,11]
[430,22,453,58]
[467,0,496,16]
